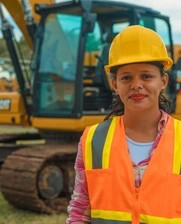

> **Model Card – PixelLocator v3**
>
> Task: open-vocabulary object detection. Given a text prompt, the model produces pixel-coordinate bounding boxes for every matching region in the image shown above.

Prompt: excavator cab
[0,0,178,214]
[32,1,110,119]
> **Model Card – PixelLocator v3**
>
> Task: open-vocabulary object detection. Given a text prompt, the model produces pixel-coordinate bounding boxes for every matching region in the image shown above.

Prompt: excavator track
[0,143,77,213]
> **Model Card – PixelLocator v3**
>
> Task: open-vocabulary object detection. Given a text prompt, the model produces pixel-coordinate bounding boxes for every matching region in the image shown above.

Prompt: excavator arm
[0,0,54,49]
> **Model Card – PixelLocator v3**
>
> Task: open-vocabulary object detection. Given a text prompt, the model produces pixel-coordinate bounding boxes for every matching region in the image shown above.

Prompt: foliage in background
[0,37,32,82]
[0,37,32,60]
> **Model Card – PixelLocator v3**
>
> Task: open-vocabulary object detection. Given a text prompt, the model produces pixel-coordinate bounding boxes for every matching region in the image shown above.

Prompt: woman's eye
[121,76,131,81]
[142,74,152,79]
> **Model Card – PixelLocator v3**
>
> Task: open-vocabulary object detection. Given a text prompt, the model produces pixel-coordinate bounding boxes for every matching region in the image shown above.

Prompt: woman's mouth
[130,94,146,101]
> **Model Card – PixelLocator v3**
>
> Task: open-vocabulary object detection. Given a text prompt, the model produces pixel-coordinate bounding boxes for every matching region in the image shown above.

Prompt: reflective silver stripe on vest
[91,118,113,169]
[92,219,146,224]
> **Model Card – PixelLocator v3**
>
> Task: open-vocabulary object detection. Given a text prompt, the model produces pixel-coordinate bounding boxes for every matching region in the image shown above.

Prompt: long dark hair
[104,62,172,120]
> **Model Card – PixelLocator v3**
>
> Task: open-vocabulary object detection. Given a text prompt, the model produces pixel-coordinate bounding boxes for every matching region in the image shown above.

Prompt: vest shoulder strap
[82,116,120,169]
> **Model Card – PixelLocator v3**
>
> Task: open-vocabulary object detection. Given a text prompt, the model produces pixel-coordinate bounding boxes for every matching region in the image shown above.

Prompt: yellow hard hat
[104,25,173,74]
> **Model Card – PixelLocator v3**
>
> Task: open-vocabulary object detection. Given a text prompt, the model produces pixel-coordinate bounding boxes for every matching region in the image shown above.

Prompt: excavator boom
[1,0,54,49]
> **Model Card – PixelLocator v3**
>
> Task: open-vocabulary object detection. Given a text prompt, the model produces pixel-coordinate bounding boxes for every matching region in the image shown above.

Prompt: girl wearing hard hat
[67,25,181,224]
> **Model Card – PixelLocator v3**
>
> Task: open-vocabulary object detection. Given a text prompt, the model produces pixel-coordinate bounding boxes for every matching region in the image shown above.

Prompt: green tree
[17,36,32,60]
[0,38,11,58]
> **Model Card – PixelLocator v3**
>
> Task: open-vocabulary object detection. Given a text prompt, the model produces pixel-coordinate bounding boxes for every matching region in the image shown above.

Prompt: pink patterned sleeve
[66,139,91,224]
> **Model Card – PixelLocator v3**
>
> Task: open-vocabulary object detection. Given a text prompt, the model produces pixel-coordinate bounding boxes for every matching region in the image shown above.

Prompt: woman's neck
[123,109,161,142]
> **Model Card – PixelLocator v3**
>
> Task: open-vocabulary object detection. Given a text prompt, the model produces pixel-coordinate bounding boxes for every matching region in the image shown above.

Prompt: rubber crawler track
[0,143,77,213]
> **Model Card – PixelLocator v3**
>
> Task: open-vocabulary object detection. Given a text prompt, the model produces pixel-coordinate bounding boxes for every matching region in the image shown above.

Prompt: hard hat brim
[104,57,173,75]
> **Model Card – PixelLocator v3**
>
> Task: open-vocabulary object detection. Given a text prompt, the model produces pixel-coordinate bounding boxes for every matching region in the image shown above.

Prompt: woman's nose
[130,78,143,90]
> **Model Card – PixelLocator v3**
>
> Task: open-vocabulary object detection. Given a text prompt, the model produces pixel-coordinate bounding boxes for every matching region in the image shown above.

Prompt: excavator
[0,0,181,214]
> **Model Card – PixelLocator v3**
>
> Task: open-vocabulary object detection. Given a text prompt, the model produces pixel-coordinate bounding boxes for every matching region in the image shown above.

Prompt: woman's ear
[111,78,117,92]
[162,73,169,89]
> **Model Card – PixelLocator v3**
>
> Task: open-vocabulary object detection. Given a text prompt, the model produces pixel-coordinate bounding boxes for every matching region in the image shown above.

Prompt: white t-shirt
[126,136,154,164]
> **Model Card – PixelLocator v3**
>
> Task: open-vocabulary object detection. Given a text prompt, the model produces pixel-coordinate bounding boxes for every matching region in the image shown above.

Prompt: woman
[67,25,181,224]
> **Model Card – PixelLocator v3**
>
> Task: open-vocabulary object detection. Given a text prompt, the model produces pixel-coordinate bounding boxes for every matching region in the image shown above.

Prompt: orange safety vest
[81,115,181,224]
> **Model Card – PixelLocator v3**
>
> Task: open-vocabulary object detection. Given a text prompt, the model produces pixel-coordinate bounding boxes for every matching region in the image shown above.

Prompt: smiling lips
[130,94,146,101]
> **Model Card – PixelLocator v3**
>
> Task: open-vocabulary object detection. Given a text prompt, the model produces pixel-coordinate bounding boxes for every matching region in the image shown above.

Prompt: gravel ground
[0,125,38,134]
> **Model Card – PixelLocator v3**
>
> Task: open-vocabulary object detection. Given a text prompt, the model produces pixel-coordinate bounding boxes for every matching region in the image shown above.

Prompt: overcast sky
[119,0,181,44]
[1,0,181,44]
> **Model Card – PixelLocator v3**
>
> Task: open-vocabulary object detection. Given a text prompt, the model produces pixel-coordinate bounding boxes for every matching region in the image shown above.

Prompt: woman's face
[111,63,169,112]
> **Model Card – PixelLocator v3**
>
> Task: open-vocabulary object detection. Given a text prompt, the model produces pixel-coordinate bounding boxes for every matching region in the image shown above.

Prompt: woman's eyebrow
[118,69,155,75]
[139,70,155,73]
[118,71,132,75]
